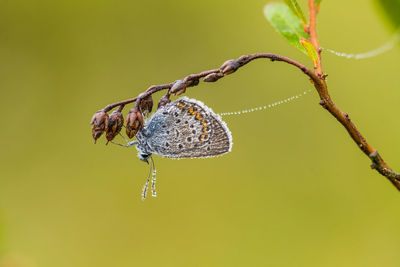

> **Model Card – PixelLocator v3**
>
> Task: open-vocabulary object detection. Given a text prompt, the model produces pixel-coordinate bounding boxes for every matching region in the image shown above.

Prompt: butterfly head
[138,151,152,164]
[132,140,152,164]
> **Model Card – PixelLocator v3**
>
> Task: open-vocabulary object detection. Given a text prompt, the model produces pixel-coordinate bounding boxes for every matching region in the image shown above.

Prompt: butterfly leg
[110,141,131,147]
[119,133,130,145]
[110,133,138,147]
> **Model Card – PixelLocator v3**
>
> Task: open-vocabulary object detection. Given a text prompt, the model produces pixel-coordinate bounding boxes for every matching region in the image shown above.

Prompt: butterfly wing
[141,97,232,158]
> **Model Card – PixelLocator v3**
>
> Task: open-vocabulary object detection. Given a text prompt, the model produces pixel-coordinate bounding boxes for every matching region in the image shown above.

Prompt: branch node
[158,94,171,109]
[145,85,157,93]
[369,150,379,158]
[186,77,200,88]
[220,59,240,75]
[319,73,328,80]
[170,79,187,96]
[204,72,223,82]
[237,55,250,65]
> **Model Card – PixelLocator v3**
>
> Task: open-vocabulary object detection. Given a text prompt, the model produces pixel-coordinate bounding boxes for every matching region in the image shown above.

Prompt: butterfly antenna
[323,32,399,60]
[150,156,157,197]
[141,157,153,200]
[219,89,312,116]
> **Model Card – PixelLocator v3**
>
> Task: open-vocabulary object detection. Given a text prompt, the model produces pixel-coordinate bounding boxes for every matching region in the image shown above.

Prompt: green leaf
[264,3,310,54]
[283,0,307,25]
[375,0,400,30]
[300,38,319,65]
[315,0,323,6]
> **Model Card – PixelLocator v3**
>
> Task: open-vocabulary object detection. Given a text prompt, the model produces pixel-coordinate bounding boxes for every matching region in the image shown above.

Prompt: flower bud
[220,59,240,75]
[170,80,186,96]
[158,95,171,109]
[90,111,109,143]
[203,73,223,82]
[138,94,153,117]
[186,78,199,88]
[125,108,144,138]
[106,111,124,142]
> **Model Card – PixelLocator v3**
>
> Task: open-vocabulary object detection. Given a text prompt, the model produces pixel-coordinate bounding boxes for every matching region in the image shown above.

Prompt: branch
[91,53,400,191]
[101,54,319,112]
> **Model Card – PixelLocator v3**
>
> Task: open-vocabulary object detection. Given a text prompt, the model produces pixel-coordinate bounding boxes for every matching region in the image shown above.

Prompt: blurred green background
[0,0,399,266]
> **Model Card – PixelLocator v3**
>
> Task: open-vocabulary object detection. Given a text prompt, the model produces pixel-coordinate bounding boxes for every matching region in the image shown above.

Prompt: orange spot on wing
[202,123,208,133]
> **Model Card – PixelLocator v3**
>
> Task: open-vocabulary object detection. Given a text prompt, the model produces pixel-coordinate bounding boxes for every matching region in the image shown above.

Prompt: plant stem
[308,0,322,76]
[97,52,400,191]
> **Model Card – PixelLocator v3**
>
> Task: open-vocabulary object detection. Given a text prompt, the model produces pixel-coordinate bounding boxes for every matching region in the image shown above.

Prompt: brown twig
[95,51,400,189]
[92,5,400,191]
[100,55,316,113]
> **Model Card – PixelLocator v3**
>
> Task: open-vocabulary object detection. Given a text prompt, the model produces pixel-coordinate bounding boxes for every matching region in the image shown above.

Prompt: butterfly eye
[139,153,151,163]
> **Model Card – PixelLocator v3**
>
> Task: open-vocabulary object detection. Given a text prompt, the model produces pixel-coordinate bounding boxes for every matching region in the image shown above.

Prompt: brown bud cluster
[186,78,199,88]
[203,72,223,82]
[158,94,171,109]
[170,80,186,96]
[106,111,124,142]
[125,108,144,138]
[220,59,240,75]
[90,111,109,143]
[91,58,245,143]
[138,94,153,117]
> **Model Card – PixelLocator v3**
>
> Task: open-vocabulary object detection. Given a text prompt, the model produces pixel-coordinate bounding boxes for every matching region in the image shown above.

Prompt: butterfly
[113,97,232,199]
